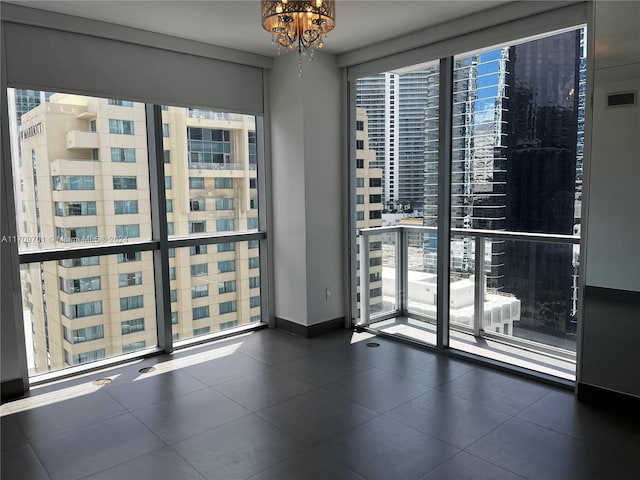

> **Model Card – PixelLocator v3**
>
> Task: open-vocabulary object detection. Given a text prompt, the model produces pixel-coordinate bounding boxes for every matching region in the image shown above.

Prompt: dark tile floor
[2,328,639,480]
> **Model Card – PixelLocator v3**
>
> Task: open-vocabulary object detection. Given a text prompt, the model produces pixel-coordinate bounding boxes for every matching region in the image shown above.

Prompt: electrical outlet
[326,287,332,301]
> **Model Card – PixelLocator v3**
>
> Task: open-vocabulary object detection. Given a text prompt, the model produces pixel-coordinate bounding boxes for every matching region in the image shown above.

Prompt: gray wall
[0,22,29,398]
[270,53,309,324]
[269,52,344,327]
[302,54,344,326]
[580,1,640,397]
[0,153,29,397]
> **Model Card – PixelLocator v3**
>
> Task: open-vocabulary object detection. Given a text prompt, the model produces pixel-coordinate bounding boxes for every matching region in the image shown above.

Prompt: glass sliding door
[353,62,440,344]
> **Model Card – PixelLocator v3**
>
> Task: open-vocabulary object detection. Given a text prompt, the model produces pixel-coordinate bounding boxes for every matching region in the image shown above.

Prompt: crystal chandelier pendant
[261,0,336,76]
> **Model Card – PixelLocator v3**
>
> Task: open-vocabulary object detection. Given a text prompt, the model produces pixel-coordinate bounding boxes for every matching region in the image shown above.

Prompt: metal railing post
[399,228,408,314]
[474,235,485,337]
[359,230,370,325]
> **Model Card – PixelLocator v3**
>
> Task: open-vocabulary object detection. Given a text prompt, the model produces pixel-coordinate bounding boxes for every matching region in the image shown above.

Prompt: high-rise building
[355,108,384,317]
[502,30,582,339]
[17,93,261,374]
[7,89,51,244]
[397,69,435,212]
[356,66,438,214]
[356,74,393,209]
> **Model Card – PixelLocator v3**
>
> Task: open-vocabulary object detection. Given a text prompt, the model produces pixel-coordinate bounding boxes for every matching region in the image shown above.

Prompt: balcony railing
[358,225,580,361]
[188,162,244,171]
[186,110,243,121]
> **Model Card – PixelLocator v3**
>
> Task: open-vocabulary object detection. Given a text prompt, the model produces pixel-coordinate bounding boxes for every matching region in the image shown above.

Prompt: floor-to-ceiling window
[352,25,585,380]
[163,106,262,344]
[6,92,267,378]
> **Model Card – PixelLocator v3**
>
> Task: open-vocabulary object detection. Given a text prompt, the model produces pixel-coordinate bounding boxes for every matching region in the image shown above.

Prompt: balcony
[358,225,580,381]
[66,130,99,149]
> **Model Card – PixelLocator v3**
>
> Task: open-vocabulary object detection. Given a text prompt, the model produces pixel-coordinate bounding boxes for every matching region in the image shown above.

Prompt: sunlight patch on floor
[1,374,122,416]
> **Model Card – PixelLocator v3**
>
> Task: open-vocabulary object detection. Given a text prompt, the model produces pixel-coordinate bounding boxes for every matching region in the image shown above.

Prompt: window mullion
[146,104,172,353]
[253,114,271,327]
[436,56,453,350]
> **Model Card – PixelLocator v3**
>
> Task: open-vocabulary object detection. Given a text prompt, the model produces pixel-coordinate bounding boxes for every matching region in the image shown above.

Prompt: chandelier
[261,0,336,66]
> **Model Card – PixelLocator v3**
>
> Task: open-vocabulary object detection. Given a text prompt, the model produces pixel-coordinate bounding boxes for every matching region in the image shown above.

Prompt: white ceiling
[11,0,512,57]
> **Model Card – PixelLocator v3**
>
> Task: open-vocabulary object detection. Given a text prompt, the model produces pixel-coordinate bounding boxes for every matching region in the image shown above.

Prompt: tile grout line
[127,392,254,446]
[19,409,132,445]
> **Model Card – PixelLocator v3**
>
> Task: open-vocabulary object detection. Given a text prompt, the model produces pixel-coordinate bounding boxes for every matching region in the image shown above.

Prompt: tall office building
[17,93,261,374]
[502,30,582,339]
